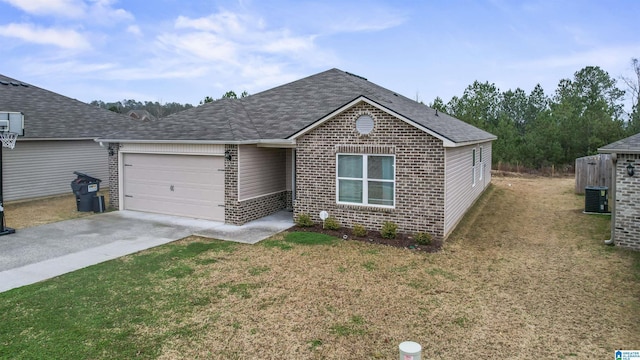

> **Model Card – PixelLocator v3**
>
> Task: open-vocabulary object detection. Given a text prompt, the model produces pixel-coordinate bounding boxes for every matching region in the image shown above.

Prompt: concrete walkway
[0,210,293,293]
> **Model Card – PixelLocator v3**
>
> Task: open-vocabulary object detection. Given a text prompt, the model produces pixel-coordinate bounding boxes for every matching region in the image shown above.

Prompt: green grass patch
[285,232,338,245]
[361,261,377,271]
[260,232,337,250]
[0,238,235,359]
[217,282,261,299]
[425,267,457,280]
[260,238,294,250]
[308,339,323,349]
[248,266,270,276]
[330,315,368,337]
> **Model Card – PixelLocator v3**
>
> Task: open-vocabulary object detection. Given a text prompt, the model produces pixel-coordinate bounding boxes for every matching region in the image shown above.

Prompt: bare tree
[621,58,640,133]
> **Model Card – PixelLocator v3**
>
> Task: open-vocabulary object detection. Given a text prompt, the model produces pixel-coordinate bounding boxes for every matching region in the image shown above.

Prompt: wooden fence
[574,154,612,194]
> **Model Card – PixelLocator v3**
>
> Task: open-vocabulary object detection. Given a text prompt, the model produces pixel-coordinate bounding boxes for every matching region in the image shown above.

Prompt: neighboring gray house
[100,69,496,240]
[0,74,131,201]
[599,133,640,250]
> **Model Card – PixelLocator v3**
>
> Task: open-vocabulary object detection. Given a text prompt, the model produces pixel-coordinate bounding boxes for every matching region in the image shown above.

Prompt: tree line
[430,60,640,169]
[91,62,640,170]
[91,90,249,118]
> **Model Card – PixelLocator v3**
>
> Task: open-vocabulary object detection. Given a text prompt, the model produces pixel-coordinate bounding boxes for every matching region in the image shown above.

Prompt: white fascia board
[599,147,640,154]
[95,138,296,147]
[287,96,468,148]
[21,137,95,141]
[450,138,497,148]
[256,139,296,148]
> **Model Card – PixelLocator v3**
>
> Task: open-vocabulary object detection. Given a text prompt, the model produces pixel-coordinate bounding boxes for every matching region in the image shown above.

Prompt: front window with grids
[336,154,395,207]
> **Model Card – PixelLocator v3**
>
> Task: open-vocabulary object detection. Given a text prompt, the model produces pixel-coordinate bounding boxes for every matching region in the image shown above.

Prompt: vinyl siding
[444,141,492,236]
[2,140,108,201]
[285,148,293,191]
[238,145,286,200]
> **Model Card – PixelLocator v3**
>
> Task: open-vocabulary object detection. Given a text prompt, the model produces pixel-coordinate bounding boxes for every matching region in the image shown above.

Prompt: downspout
[604,153,616,245]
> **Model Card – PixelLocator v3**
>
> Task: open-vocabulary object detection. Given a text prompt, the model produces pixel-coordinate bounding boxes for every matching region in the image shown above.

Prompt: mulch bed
[289,224,442,252]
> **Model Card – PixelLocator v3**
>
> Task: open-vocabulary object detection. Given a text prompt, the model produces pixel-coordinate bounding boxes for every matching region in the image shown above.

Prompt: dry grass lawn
[4,191,109,229]
[159,176,639,359]
[6,176,640,358]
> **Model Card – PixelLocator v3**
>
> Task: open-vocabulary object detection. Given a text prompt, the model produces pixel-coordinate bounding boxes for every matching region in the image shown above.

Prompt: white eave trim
[95,138,296,147]
[20,137,96,141]
[599,148,640,154]
[286,96,494,148]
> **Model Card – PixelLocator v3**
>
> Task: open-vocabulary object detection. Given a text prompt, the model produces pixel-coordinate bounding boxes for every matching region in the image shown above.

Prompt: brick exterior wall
[285,190,293,210]
[107,142,119,209]
[614,153,640,250]
[224,144,287,225]
[294,102,446,239]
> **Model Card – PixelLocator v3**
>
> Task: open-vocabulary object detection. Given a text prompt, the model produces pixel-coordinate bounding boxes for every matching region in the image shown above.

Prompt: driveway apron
[0,210,293,293]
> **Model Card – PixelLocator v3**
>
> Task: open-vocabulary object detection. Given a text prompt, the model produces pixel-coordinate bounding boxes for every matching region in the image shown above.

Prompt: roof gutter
[599,148,640,155]
[94,138,296,146]
[21,137,97,141]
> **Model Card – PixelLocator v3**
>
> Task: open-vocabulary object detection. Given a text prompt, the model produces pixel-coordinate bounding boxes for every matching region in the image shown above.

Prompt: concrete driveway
[0,210,293,293]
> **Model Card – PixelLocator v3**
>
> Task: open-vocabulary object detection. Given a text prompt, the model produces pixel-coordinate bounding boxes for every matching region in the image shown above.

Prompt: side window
[472,148,476,187]
[479,146,483,181]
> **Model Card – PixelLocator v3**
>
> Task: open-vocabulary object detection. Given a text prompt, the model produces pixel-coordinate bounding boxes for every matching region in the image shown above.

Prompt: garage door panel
[123,153,225,221]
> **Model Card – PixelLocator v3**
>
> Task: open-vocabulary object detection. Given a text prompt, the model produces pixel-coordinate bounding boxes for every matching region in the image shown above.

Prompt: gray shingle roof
[0,74,132,139]
[599,132,640,153]
[101,68,496,144]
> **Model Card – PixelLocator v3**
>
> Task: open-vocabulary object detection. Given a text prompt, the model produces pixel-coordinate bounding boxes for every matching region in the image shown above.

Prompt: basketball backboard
[0,111,24,136]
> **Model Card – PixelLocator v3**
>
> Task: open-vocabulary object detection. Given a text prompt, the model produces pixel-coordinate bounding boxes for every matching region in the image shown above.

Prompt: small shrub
[414,232,432,246]
[352,224,367,237]
[295,213,314,227]
[380,221,398,239]
[324,216,340,230]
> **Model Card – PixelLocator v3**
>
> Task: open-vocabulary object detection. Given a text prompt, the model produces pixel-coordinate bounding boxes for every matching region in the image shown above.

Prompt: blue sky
[1,0,639,111]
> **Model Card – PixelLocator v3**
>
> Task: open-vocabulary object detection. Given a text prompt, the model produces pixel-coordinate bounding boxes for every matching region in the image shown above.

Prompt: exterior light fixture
[627,163,635,177]
[224,150,232,161]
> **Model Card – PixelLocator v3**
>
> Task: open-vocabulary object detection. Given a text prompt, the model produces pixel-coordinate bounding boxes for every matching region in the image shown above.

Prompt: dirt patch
[290,224,443,252]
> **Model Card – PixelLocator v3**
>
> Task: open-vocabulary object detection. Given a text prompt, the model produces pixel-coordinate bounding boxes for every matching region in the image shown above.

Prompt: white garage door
[122,153,225,221]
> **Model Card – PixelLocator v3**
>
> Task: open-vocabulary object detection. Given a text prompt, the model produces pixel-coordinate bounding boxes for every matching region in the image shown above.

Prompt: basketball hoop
[0,132,18,149]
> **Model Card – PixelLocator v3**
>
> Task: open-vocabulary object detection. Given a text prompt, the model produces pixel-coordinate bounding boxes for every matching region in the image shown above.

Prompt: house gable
[288,96,458,147]
[294,101,446,238]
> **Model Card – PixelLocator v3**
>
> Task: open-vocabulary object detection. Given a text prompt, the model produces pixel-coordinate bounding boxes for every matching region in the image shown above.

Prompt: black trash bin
[71,171,102,212]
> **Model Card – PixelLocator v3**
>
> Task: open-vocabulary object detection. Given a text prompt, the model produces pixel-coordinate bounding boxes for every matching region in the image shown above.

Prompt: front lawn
[1,176,639,359]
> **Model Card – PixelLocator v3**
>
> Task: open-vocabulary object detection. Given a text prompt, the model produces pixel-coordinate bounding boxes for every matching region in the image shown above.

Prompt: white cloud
[163,10,322,64]
[0,0,85,18]
[126,24,141,36]
[511,45,640,74]
[175,11,250,35]
[1,0,133,24]
[22,59,117,76]
[157,32,239,63]
[88,0,133,24]
[0,22,91,49]
[261,32,315,53]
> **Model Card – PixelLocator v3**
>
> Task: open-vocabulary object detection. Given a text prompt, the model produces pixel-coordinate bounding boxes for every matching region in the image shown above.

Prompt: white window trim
[472,148,477,187]
[479,146,483,181]
[336,153,396,208]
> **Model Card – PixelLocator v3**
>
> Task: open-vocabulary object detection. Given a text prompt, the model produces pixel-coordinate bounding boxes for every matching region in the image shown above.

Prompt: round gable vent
[355,115,374,135]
